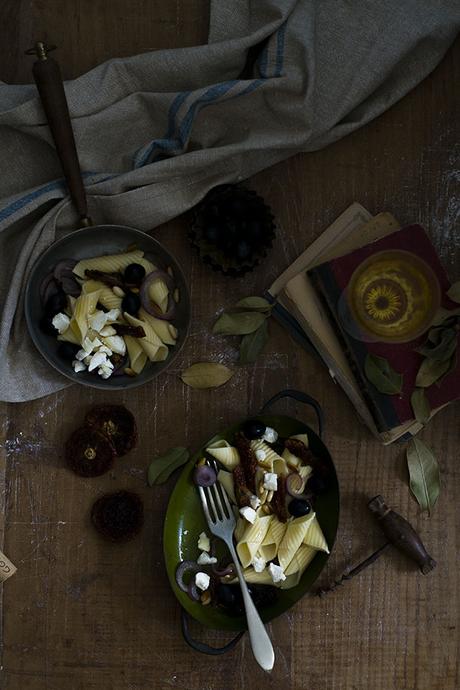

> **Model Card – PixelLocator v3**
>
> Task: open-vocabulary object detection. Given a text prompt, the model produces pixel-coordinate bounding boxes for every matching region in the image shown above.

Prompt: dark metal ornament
[317,494,436,596]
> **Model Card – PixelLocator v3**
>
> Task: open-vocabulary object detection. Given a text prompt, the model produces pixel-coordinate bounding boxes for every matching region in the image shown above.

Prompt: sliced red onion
[193,465,217,487]
[286,472,306,497]
[212,562,236,578]
[53,259,77,282]
[60,275,82,297]
[175,561,200,593]
[187,580,201,602]
[40,273,60,306]
[140,270,176,320]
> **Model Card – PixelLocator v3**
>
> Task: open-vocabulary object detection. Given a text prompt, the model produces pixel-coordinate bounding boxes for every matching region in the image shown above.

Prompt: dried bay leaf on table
[239,319,269,364]
[213,311,266,335]
[415,356,452,387]
[147,447,190,486]
[410,388,431,424]
[406,438,440,515]
[232,296,273,313]
[447,281,460,303]
[181,362,234,389]
[364,353,403,394]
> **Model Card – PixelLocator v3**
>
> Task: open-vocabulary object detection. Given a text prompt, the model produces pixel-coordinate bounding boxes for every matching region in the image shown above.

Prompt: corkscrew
[317,495,436,596]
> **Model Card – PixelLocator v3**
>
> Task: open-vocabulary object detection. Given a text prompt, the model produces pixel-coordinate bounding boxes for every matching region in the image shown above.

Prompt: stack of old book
[268,203,459,444]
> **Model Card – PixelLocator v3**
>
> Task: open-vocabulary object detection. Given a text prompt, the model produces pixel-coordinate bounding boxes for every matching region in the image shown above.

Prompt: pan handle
[25,42,91,226]
[261,389,324,439]
[181,609,244,655]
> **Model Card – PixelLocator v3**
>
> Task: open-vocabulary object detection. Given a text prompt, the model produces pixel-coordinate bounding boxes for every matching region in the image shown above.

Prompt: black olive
[124,263,146,285]
[39,314,57,336]
[236,240,252,261]
[57,342,80,362]
[248,584,279,609]
[288,498,312,518]
[45,290,67,315]
[121,291,141,316]
[216,584,236,609]
[307,475,328,495]
[242,419,266,440]
[204,225,219,243]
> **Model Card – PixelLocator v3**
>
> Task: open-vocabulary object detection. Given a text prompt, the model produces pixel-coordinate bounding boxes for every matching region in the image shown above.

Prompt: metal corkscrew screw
[317,495,436,596]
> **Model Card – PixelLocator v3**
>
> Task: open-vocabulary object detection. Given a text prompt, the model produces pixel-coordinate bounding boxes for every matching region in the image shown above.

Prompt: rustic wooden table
[0,3,459,689]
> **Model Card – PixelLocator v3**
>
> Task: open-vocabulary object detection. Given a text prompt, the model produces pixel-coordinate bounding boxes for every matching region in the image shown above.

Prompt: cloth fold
[0,0,459,402]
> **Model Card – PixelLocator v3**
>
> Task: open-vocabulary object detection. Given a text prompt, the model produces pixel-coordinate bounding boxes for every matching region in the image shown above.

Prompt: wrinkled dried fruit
[91,491,144,542]
[65,427,116,477]
[85,405,137,456]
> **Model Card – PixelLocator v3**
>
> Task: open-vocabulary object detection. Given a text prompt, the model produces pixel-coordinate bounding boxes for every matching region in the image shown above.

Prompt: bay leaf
[410,388,431,425]
[447,281,460,303]
[181,362,234,389]
[431,306,460,327]
[437,348,457,386]
[239,320,269,364]
[364,354,403,395]
[416,327,457,361]
[415,356,451,387]
[232,296,273,313]
[406,438,440,515]
[213,311,266,335]
[147,447,190,486]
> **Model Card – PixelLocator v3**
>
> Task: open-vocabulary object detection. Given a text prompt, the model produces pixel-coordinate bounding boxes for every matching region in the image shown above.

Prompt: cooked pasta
[206,440,240,470]
[277,513,315,571]
[148,277,169,313]
[70,291,101,342]
[82,279,122,311]
[302,515,329,553]
[124,336,148,374]
[124,312,168,361]
[259,517,287,562]
[73,249,145,279]
[236,515,272,569]
[139,308,177,346]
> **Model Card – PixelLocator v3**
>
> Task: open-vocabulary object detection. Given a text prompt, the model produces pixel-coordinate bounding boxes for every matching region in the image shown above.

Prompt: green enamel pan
[163,390,340,654]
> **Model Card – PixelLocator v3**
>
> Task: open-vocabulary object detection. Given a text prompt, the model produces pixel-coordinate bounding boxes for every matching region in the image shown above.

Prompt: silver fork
[198,469,275,671]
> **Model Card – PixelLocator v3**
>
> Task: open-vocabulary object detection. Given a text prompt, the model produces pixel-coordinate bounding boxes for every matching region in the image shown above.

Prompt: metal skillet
[23,43,190,390]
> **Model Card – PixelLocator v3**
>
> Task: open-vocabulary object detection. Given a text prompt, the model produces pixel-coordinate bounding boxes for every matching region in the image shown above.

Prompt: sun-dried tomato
[65,426,116,477]
[91,491,144,542]
[232,464,251,507]
[271,474,288,523]
[234,432,257,493]
[285,438,329,477]
[85,405,137,457]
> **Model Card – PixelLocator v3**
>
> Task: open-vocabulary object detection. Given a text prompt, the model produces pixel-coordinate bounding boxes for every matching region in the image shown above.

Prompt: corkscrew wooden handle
[26,42,91,226]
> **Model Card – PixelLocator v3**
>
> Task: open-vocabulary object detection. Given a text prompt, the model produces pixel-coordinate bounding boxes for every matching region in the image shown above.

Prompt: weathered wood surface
[0,3,459,689]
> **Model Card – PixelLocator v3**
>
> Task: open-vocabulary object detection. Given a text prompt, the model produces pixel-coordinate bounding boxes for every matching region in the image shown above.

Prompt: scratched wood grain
[0,2,459,689]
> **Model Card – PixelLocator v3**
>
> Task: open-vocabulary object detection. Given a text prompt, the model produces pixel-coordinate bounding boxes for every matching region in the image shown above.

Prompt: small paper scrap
[0,550,17,582]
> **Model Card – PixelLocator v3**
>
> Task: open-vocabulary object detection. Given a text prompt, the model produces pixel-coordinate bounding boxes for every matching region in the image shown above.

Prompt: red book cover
[308,224,459,432]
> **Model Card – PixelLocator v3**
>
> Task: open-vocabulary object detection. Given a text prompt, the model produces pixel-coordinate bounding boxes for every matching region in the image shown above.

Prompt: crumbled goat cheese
[239,506,257,524]
[197,532,210,552]
[263,472,278,492]
[255,449,267,462]
[197,552,218,566]
[268,563,286,584]
[195,572,210,591]
[51,313,70,334]
[263,427,278,443]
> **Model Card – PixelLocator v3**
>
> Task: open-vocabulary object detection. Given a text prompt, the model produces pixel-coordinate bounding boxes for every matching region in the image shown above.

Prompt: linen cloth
[0,0,459,402]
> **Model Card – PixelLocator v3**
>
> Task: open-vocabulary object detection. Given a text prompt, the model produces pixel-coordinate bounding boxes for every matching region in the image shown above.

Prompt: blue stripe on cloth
[0,179,66,223]
[134,21,288,168]
[275,22,287,77]
[0,172,114,224]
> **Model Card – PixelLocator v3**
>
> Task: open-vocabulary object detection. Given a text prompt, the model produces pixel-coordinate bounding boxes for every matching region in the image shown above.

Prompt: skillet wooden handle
[26,42,91,226]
